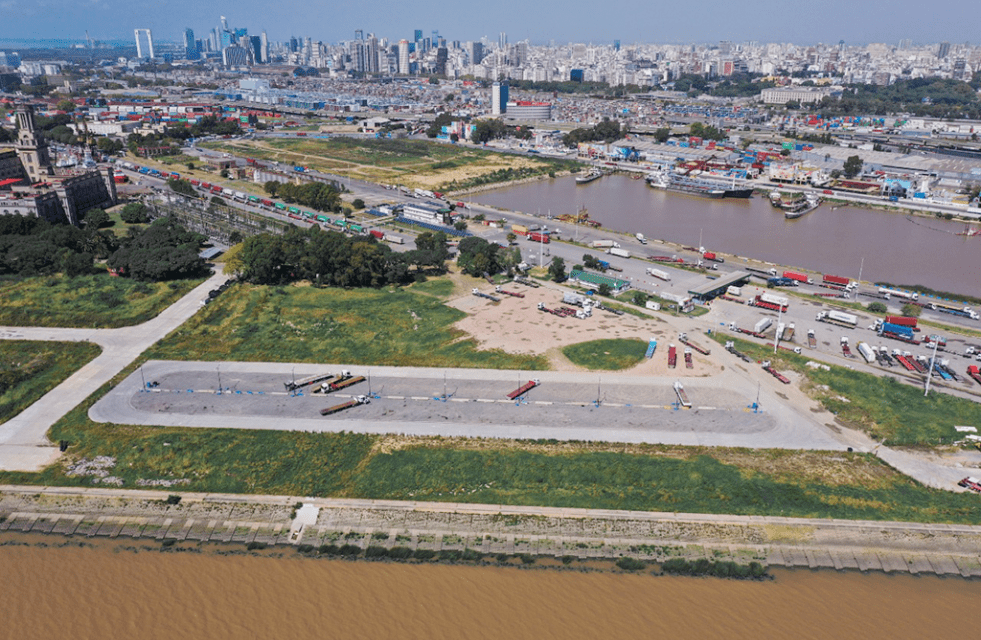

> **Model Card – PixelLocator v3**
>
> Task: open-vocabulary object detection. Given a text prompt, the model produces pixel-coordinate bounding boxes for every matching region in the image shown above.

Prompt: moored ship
[647,170,752,199]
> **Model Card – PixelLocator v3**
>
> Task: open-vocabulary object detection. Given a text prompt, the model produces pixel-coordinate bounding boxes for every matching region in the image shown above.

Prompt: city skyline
[2,0,979,48]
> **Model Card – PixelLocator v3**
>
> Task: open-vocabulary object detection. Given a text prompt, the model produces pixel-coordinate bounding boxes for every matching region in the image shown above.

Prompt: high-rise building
[491,81,508,115]
[134,29,154,59]
[222,45,248,68]
[398,39,410,75]
[183,28,199,60]
[939,41,951,58]
[614,40,620,52]
[898,38,912,50]
[469,41,484,65]
[499,32,507,51]
[289,37,299,53]
[435,47,448,76]
[414,29,423,43]
[260,31,269,63]
[248,36,262,64]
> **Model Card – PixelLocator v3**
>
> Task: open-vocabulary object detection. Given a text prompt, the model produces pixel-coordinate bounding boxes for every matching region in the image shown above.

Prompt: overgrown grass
[0,340,102,425]
[713,334,981,446]
[145,282,546,370]
[348,445,981,523]
[562,339,647,370]
[0,275,204,328]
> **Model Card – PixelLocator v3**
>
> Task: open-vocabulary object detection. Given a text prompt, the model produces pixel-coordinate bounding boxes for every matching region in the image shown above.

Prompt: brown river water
[1,539,978,640]
[475,175,980,296]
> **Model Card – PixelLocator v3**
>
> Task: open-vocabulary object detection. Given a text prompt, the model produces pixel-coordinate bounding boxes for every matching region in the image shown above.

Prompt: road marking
[410,396,430,401]
[532,401,553,405]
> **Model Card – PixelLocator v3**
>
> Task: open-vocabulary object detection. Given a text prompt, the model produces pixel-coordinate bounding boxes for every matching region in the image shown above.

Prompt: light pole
[773,303,783,354]
[924,337,941,397]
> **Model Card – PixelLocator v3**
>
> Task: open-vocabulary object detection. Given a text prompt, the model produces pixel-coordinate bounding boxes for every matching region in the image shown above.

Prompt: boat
[575,169,603,185]
[646,170,751,199]
[784,194,822,219]
[956,226,981,237]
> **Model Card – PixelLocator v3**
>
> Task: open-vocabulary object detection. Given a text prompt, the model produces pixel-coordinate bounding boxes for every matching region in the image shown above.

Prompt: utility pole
[773,304,783,354]
[924,337,941,397]
[858,256,864,284]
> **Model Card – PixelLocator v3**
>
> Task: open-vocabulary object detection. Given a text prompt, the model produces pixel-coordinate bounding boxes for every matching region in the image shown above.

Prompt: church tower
[15,105,53,184]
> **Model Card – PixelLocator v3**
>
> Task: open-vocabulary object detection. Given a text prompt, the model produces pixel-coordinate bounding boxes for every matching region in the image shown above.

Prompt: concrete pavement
[0,271,230,471]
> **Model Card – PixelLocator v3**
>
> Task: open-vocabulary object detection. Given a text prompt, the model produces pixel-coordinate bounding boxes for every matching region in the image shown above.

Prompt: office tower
[491,81,508,115]
[939,41,951,58]
[398,39,410,74]
[499,32,507,51]
[614,40,620,52]
[260,31,269,63]
[414,29,423,43]
[183,28,198,59]
[134,29,154,59]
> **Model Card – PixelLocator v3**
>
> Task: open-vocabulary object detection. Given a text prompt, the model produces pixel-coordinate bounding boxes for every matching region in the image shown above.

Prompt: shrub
[246,541,267,551]
[165,494,181,505]
[319,544,339,556]
[365,546,389,558]
[388,546,413,560]
[518,553,536,565]
[461,548,484,562]
[161,539,177,548]
[615,557,646,571]
[561,555,575,565]
[439,549,462,562]
[412,549,437,561]
[338,544,361,556]
[297,544,315,554]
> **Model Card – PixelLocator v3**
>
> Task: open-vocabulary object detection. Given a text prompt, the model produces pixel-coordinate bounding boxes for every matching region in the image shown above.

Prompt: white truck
[607,247,630,259]
[878,287,918,301]
[647,267,670,281]
[857,341,876,364]
[816,310,858,328]
[590,240,617,249]
[754,317,773,334]
[635,233,647,244]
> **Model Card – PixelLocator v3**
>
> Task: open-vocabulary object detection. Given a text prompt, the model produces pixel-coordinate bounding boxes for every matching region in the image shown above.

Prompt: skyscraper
[183,28,198,60]
[939,41,951,58]
[414,29,423,43]
[134,29,154,59]
[260,30,269,63]
[398,40,410,75]
[491,81,508,115]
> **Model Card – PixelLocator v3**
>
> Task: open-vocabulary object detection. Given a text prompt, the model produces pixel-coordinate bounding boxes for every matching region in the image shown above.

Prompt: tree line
[261,180,346,212]
[232,226,452,287]
[0,212,205,281]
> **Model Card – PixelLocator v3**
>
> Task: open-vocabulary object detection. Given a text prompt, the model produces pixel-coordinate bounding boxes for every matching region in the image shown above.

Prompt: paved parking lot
[90,360,845,450]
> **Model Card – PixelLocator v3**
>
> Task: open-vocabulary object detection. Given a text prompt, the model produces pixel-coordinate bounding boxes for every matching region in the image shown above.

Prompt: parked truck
[668,344,677,368]
[607,247,630,258]
[647,268,671,281]
[885,315,917,328]
[636,233,647,244]
[726,285,742,297]
[783,271,812,284]
[324,375,366,393]
[816,310,858,328]
[320,395,370,416]
[768,277,798,288]
[807,329,817,349]
[701,251,724,263]
[751,292,789,312]
[822,274,852,288]
[878,287,919,301]
[857,341,876,364]
[527,232,550,244]
[507,379,540,400]
[754,317,773,334]
[590,240,616,249]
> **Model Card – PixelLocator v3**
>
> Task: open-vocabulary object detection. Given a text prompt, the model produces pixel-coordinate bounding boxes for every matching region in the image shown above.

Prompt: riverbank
[3,486,980,579]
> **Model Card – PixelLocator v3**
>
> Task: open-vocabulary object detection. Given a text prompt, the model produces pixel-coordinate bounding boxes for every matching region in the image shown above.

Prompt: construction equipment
[320,395,370,416]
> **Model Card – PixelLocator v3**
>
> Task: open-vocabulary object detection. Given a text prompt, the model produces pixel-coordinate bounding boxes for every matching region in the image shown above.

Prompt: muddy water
[476,175,980,296]
[1,541,978,640]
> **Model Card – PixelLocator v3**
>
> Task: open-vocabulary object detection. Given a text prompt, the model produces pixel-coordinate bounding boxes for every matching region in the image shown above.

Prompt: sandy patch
[448,279,719,376]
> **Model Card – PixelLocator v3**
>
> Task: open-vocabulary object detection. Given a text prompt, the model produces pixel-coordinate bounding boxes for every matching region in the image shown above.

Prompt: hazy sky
[1,0,976,47]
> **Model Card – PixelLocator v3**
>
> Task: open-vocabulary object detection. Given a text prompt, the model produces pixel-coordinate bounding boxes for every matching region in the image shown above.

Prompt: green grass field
[202,137,569,190]
[562,339,647,370]
[0,340,102,425]
[714,334,981,446]
[0,275,204,328]
[145,282,546,370]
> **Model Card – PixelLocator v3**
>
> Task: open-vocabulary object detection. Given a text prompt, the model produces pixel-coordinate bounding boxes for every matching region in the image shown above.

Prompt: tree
[506,232,517,245]
[108,217,206,281]
[597,283,612,296]
[83,209,110,229]
[120,203,149,224]
[843,155,863,178]
[263,181,280,197]
[653,128,671,143]
[55,99,76,113]
[632,291,648,306]
[867,301,887,314]
[167,178,196,196]
[901,303,922,318]
[453,220,468,231]
[547,256,566,282]
[352,198,365,210]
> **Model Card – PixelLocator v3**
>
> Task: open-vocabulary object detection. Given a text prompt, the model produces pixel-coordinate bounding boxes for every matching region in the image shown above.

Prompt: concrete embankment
[2,486,980,578]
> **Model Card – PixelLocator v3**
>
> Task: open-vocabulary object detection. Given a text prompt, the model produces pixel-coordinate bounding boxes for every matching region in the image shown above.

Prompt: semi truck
[590,240,616,249]
[822,274,852,288]
[783,271,812,284]
[751,292,789,312]
[885,315,917,328]
[754,317,773,334]
[320,395,370,416]
[702,251,724,262]
[323,374,366,393]
[647,268,671,281]
[607,247,630,258]
[768,277,797,287]
[528,232,550,244]
[816,310,858,328]
[878,287,919,301]
[857,342,876,364]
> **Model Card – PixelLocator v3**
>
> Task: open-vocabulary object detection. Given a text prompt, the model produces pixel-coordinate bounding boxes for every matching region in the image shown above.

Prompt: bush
[461,548,484,562]
[319,544,340,556]
[412,549,437,561]
[352,198,365,210]
[338,544,361,556]
[867,301,887,314]
[165,494,181,505]
[388,546,413,560]
[615,557,646,571]
[439,549,463,562]
[161,539,177,548]
[297,544,315,554]
[246,541,267,551]
[365,545,389,558]
[561,555,575,565]
[518,553,536,565]
[84,209,110,229]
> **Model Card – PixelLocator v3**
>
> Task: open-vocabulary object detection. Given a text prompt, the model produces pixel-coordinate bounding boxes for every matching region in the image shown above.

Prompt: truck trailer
[816,310,858,328]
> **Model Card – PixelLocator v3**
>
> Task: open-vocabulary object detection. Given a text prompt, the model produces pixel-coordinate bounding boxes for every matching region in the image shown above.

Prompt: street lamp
[924,336,941,397]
